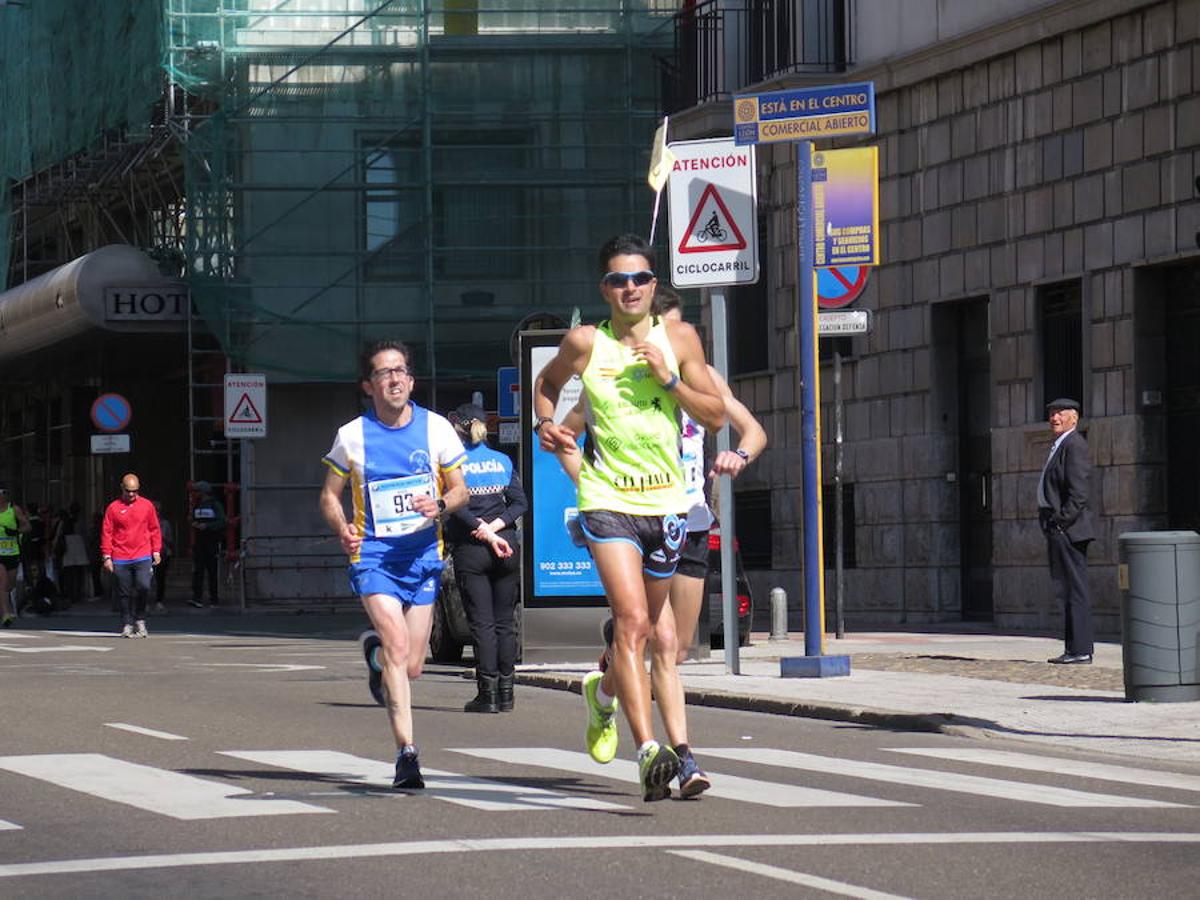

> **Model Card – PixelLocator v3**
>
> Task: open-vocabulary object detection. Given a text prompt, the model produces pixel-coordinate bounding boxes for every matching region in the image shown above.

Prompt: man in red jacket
[101,473,162,638]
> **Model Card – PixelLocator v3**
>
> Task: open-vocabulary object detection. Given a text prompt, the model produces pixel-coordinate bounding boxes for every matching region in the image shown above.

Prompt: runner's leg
[589,539,654,747]
[362,593,418,747]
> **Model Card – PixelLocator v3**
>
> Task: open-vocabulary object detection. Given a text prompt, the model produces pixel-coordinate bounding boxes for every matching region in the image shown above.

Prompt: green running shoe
[638,741,680,803]
[582,670,619,764]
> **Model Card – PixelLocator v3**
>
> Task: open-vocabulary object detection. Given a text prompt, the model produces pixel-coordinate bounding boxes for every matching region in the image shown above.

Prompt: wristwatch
[436,497,446,513]
[533,415,554,434]
[734,449,751,463]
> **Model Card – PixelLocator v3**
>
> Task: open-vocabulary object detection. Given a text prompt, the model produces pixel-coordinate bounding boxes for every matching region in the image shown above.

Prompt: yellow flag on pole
[647,117,676,192]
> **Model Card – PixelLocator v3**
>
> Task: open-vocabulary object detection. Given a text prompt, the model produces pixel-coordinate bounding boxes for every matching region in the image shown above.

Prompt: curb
[515,670,958,736]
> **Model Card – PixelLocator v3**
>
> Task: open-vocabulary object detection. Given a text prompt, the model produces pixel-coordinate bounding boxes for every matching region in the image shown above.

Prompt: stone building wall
[723,0,1199,633]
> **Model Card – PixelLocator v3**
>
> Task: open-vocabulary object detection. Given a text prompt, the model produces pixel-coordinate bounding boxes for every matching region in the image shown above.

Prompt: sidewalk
[517,631,1200,766]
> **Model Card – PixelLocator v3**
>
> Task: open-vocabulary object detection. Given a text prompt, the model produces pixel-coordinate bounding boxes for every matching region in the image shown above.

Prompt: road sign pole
[797,140,822,658]
[708,287,740,675]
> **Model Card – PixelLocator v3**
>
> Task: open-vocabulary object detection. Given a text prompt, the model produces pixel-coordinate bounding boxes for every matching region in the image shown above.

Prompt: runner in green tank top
[534,234,725,802]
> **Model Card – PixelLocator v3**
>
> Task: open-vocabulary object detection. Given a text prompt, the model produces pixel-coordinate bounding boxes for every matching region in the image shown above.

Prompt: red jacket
[100,496,162,562]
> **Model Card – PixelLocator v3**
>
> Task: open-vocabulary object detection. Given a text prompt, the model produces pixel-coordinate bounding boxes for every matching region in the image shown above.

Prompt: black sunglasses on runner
[601,270,655,288]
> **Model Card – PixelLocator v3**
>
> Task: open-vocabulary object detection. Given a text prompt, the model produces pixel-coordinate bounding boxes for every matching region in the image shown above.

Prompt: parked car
[702,528,753,649]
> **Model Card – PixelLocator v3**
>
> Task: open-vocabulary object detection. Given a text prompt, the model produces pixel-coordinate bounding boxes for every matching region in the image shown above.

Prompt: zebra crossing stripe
[701,748,1189,808]
[0,754,333,820]
[221,750,629,812]
[0,820,20,832]
[449,748,912,808]
[105,723,189,741]
[668,850,911,899]
[888,748,1200,793]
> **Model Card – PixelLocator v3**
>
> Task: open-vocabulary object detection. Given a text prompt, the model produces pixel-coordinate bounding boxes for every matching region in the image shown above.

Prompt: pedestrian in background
[189,481,226,608]
[153,500,174,613]
[1037,398,1096,665]
[101,473,162,638]
[0,486,32,627]
[53,501,90,607]
[446,402,528,714]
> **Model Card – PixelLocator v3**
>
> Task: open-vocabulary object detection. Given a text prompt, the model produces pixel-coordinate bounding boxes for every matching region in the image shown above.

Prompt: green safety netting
[5,1,678,382]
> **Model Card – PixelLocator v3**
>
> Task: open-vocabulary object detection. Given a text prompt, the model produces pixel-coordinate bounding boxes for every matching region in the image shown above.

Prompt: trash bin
[1117,530,1200,702]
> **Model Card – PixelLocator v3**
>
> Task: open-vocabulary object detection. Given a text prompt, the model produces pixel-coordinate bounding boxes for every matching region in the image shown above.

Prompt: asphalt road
[2,618,1198,899]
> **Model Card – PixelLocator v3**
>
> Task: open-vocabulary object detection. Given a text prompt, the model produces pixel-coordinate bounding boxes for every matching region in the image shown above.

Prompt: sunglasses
[601,270,655,289]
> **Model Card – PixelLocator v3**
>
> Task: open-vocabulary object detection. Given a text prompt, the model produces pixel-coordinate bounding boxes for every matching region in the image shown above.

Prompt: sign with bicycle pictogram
[666,137,758,288]
[224,373,267,439]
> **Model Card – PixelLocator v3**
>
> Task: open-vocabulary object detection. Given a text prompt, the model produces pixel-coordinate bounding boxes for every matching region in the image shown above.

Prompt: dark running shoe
[393,745,424,790]
[677,752,711,799]
[359,629,385,706]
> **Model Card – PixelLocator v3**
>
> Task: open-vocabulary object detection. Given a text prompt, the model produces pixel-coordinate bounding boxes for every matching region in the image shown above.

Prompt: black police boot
[464,673,499,714]
[498,673,514,712]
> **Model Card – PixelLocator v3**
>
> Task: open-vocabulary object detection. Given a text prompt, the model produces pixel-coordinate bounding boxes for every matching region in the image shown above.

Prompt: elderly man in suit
[1037,398,1096,664]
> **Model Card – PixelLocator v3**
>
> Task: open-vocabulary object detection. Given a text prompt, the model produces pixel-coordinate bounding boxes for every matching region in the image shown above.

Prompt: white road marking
[105,723,189,741]
[668,849,911,899]
[451,748,910,808]
[0,754,332,820]
[222,750,628,812]
[702,748,1188,809]
[0,820,20,831]
[1,832,1197,879]
[888,747,1200,793]
[32,631,118,638]
[192,663,324,672]
[0,644,112,654]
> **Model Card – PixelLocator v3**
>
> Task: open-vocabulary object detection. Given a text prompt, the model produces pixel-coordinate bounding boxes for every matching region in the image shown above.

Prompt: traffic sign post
[735,81,876,677]
[666,136,758,673]
[666,138,758,288]
[224,374,267,439]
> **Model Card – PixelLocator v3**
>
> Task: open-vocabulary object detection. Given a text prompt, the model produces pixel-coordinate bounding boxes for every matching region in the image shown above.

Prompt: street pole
[797,140,822,658]
[834,348,845,639]
[709,287,740,675]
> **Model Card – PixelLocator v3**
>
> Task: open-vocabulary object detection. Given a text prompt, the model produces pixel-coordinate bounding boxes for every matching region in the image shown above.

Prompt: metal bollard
[769,587,788,641]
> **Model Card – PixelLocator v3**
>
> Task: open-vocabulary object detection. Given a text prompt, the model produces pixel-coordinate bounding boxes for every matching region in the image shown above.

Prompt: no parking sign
[817,266,869,309]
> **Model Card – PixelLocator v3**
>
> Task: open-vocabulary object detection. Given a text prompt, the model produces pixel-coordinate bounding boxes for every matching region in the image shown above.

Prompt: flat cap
[1046,397,1082,414]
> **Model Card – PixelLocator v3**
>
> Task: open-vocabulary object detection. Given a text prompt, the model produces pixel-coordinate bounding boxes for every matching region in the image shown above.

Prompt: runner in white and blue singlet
[320,340,468,790]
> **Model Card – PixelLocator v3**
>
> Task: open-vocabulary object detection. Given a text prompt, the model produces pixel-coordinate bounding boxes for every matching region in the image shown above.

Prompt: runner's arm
[533,326,592,453]
[665,319,726,432]
[319,467,360,557]
[708,365,767,477]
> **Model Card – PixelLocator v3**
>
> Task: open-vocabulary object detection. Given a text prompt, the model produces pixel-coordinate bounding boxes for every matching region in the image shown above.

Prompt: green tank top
[576,318,688,515]
[0,505,19,558]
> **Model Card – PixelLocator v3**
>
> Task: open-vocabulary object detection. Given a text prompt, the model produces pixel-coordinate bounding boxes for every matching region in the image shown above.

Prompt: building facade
[667,0,1199,633]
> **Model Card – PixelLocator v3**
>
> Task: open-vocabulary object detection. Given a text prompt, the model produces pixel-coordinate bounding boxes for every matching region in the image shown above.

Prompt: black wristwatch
[734,448,751,462]
[436,497,446,513]
[533,415,553,434]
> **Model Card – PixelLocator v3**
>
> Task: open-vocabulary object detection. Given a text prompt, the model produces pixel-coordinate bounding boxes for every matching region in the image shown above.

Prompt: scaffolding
[163,0,675,386]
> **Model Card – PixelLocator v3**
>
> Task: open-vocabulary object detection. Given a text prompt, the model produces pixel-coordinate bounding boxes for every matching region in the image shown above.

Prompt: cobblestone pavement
[849,652,1124,692]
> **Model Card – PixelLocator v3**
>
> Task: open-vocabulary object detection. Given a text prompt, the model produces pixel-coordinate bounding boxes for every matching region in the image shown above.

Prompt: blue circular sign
[91,393,132,433]
[817,266,869,309]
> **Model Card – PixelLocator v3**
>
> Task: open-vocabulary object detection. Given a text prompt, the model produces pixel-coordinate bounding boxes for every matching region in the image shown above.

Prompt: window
[729,213,769,375]
[733,489,772,569]
[364,130,528,282]
[1039,280,1083,410]
[822,481,856,568]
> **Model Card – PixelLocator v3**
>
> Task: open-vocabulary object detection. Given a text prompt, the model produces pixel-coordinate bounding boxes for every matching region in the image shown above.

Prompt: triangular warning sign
[229,393,263,424]
[678,183,748,254]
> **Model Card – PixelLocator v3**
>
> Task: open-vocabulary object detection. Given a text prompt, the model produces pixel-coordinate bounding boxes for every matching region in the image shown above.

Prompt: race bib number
[0,537,17,555]
[368,473,435,537]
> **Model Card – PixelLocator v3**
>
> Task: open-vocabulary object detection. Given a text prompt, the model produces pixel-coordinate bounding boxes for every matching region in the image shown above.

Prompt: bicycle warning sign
[224,373,267,439]
[667,138,758,288]
[678,184,747,253]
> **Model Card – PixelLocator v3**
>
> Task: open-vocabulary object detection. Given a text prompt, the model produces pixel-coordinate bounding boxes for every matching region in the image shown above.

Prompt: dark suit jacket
[1042,429,1096,544]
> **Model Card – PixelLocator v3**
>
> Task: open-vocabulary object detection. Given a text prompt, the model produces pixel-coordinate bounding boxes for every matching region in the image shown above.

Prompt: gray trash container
[1117,530,1200,702]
